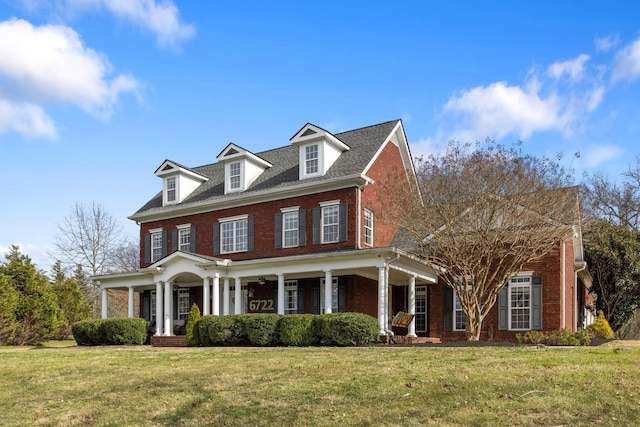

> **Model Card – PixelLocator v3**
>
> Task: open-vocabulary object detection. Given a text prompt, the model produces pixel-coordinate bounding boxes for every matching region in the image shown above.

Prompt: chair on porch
[388,311,415,344]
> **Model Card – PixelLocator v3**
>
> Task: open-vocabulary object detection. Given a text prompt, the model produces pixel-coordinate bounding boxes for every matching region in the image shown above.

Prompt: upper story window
[274,208,305,249]
[229,161,241,190]
[364,208,374,246]
[166,177,176,203]
[305,144,319,175]
[221,216,248,254]
[178,227,191,252]
[151,231,163,263]
[322,204,340,243]
[283,210,299,248]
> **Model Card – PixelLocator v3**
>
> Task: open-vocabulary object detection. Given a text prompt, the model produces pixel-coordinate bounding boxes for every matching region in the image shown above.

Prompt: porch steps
[151,335,187,347]
[389,336,441,344]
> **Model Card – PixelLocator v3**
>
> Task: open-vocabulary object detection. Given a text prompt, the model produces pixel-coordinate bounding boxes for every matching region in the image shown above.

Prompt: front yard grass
[1,341,639,426]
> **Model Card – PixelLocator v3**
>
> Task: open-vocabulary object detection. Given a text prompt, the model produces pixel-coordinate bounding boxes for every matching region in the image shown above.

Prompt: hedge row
[194,312,380,347]
[71,318,147,346]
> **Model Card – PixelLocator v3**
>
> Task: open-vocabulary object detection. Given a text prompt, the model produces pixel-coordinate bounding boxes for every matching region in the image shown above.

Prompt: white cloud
[409,137,447,161]
[0,18,140,139]
[22,0,195,48]
[612,36,640,82]
[547,54,590,81]
[595,34,620,52]
[580,143,624,168]
[443,81,573,141]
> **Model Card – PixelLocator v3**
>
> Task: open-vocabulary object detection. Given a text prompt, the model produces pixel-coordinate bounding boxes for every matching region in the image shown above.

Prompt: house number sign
[249,299,274,312]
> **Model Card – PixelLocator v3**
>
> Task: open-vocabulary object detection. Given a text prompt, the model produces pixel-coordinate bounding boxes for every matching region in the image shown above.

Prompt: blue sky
[2,1,640,271]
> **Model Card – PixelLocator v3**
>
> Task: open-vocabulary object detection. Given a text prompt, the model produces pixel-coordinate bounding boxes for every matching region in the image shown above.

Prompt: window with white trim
[322,204,339,243]
[229,161,241,190]
[221,217,248,253]
[178,227,191,252]
[364,208,373,246]
[150,290,156,321]
[320,277,340,313]
[178,288,190,320]
[453,292,466,331]
[166,176,176,203]
[283,211,299,248]
[151,231,163,263]
[305,144,319,175]
[415,286,427,332]
[285,281,298,314]
[509,276,532,330]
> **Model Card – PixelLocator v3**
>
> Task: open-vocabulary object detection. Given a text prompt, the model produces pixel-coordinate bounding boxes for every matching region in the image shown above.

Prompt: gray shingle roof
[133,119,401,216]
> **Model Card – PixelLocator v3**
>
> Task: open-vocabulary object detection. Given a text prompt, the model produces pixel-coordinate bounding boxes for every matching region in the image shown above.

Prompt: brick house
[94,119,593,343]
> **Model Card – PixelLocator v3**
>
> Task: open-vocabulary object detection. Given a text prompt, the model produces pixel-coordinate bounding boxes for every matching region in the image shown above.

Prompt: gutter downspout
[561,241,566,329]
[574,262,588,330]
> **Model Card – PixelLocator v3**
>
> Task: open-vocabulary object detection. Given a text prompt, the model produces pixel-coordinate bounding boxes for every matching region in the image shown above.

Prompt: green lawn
[1,341,639,426]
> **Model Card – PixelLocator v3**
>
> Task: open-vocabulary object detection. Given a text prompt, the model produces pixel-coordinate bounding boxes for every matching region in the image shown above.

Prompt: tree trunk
[465,306,484,341]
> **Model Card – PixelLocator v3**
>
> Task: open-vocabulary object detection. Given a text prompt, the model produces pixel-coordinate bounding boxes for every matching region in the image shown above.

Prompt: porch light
[258,276,266,285]
[156,265,164,273]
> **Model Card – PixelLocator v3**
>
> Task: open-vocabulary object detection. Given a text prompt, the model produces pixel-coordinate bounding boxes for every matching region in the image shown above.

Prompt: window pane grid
[229,162,241,189]
[151,232,162,262]
[150,290,156,320]
[166,177,176,202]
[178,289,190,320]
[178,228,190,252]
[454,293,466,331]
[415,286,427,332]
[283,211,299,247]
[305,145,318,174]
[322,205,339,243]
[221,219,248,253]
[364,209,373,246]
[285,281,297,314]
[510,285,531,329]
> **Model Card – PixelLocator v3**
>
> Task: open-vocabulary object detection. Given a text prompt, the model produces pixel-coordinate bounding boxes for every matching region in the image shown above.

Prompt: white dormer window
[290,123,350,180]
[305,144,319,175]
[166,176,176,203]
[217,143,272,194]
[229,161,241,190]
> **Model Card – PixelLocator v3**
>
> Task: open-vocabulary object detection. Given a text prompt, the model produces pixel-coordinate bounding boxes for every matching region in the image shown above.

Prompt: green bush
[279,314,316,346]
[245,314,282,346]
[185,303,201,346]
[199,315,248,345]
[71,319,106,346]
[587,310,614,339]
[313,312,380,346]
[102,318,147,345]
[516,328,591,346]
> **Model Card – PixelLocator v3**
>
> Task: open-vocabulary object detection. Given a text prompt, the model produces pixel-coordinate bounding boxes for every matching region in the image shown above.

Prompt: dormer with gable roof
[155,160,208,206]
[290,124,350,180]
[217,143,272,194]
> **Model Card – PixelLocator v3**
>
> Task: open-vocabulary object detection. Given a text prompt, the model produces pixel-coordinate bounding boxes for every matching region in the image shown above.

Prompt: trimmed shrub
[587,310,614,339]
[200,315,248,345]
[279,314,316,346]
[516,328,591,346]
[186,303,201,346]
[313,312,380,346]
[102,318,147,345]
[245,314,282,346]
[72,319,106,346]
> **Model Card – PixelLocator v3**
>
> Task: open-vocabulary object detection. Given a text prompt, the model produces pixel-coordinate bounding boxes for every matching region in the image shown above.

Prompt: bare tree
[582,167,640,231]
[383,140,576,340]
[54,202,126,276]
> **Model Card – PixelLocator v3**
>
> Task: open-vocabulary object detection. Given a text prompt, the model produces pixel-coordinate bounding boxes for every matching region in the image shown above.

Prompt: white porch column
[155,281,163,336]
[234,277,242,314]
[223,278,230,315]
[324,270,333,314]
[128,286,135,318]
[378,267,386,334]
[212,275,220,315]
[277,274,285,315]
[407,275,417,337]
[164,281,172,336]
[101,287,108,319]
[202,277,210,316]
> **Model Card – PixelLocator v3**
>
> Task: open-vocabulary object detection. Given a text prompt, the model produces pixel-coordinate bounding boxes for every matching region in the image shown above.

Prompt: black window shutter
[297,284,305,314]
[190,226,197,253]
[298,210,307,246]
[311,284,320,314]
[171,229,178,252]
[498,286,509,330]
[444,286,453,331]
[312,207,321,244]
[531,276,543,330]
[143,291,150,321]
[213,223,220,256]
[338,203,348,242]
[338,281,346,312]
[247,216,255,252]
[274,212,282,249]
[161,230,168,258]
[143,232,151,265]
